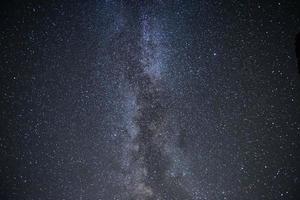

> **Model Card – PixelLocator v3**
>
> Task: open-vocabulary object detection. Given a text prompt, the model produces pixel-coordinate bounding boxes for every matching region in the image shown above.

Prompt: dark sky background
[1,0,300,199]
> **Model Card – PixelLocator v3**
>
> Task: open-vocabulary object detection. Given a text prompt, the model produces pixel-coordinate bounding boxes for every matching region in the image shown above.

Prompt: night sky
[1,1,300,199]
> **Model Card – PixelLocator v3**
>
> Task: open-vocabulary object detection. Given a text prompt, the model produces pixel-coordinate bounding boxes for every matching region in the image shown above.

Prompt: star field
[0,0,300,199]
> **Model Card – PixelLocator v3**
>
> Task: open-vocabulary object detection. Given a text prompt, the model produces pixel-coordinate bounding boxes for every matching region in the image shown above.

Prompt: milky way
[103,2,197,198]
[1,0,300,200]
